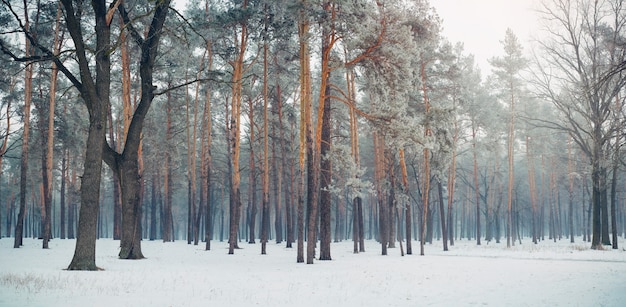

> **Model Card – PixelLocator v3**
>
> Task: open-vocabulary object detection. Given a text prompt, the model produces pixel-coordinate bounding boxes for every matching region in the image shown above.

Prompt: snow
[1,237,625,307]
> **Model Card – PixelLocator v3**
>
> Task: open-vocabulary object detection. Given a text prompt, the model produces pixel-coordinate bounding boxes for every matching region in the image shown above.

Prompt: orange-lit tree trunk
[228,1,248,254]
[40,4,63,249]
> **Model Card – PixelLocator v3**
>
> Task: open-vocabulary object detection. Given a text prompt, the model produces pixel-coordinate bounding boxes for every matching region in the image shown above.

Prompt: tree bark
[247,96,257,244]
[62,0,111,270]
[14,1,33,249]
[317,0,334,262]
[399,149,411,254]
[437,180,448,251]
[261,34,270,255]
[420,61,431,256]
[104,0,172,259]
[162,88,174,242]
[472,123,481,246]
[374,133,387,255]
[228,4,247,253]
[526,136,538,244]
[297,1,310,263]
[203,61,213,250]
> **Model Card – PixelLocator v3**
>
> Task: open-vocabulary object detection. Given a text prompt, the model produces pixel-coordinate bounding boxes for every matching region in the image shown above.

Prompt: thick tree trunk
[108,0,172,258]
[591,148,605,249]
[317,1,334,261]
[117,158,144,259]
[318,83,332,260]
[65,0,111,270]
[68,117,106,270]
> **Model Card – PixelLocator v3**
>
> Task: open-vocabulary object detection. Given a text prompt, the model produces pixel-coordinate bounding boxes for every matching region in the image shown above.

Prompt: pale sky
[429,0,541,75]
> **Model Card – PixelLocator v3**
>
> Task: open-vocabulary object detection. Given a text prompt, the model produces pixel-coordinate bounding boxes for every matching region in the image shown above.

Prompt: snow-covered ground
[1,237,624,307]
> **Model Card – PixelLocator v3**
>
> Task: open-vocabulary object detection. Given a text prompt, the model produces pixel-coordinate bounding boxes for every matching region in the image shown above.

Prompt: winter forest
[0,0,625,304]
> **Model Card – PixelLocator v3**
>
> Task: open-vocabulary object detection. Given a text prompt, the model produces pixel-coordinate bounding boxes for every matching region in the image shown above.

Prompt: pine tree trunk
[261,37,270,255]
[318,82,332,260]
[399,149,411,254]
[40,5,62,248]
[276,80,288,246]
[227,2,248,254]
[271,109,283,245]
[526,136,538,244]
[67,166,76,240]
[149,173,157,240]
[610,153,618,249]
[472,124,481,246]
[387,153,396,249]
[204,74,213,250]
[438,180,448,251]
[316,0,334,261]
[14,2,33,249]
[374,133,387,255]
[567,138,575,243]
[162,90,173,242]
[506,91,515,248]
[60,150,67,239]
[297,1,311,263]
[247,100,257,244]
[420,61,432,255]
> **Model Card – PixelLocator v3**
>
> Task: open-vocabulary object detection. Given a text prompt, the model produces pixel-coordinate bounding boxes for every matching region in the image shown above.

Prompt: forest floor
[1,236,625,307]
